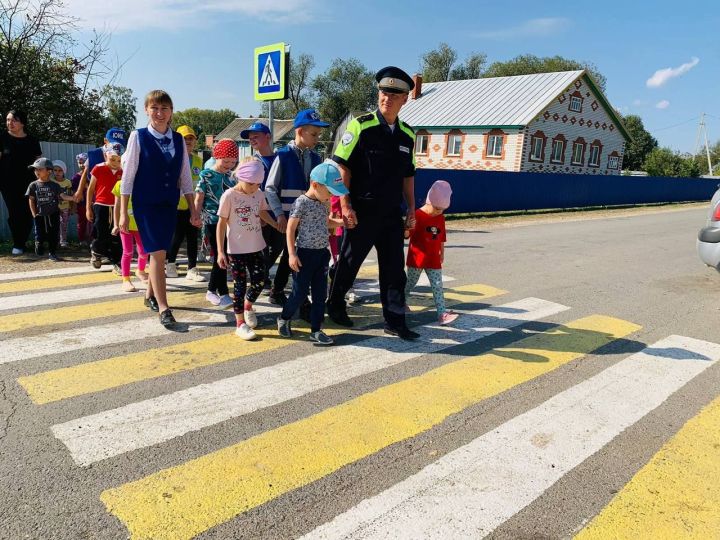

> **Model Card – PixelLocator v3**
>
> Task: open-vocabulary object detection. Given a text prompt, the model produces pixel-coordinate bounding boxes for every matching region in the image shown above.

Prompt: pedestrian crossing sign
[254,42,287,101]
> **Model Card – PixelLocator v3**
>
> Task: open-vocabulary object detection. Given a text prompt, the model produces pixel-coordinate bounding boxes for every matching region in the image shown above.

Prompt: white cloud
[475,18,570,39]
[646,57,699,88]
[63,0,315,32]
[656,100,670,109]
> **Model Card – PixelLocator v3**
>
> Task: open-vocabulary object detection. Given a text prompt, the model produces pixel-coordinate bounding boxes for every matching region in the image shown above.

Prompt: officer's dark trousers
[328,214,407,328]
[1,182,33,250]
[262,224,286,286]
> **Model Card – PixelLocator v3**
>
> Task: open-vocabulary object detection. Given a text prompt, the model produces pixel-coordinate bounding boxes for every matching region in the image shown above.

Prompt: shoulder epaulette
[356,113,375,123]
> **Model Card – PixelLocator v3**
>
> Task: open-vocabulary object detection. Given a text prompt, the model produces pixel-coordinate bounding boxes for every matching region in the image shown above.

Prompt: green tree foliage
[261,52,316,120]
[621,114,658,171]
[691,140,720,176]
[312,58,377,137]
[482,54,607,92]
[449,52,487,81]
[420,43,457,82]
[171,108,238,150]
[643,147,700,178]
[101,85,137,136]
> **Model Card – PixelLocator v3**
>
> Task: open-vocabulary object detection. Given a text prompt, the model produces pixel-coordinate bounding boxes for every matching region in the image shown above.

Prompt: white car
[697,186,720,271]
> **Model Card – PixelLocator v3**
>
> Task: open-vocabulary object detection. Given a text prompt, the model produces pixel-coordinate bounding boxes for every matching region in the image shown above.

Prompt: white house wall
[415,128,523,172]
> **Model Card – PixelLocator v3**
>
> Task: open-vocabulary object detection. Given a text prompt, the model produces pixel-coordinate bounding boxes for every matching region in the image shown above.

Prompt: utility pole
[695,113,713,175]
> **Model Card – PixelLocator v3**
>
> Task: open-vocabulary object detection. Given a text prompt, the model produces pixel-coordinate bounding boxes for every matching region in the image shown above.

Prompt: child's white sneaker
[309,330,333,346]
[185,267,207,282]
[218,294,233,309]
[206,291,221,306]
[235,323,257,341]
[122,280,137,293]
[166,262,179,278]
[438,311,459,325]
[244,308,258,328]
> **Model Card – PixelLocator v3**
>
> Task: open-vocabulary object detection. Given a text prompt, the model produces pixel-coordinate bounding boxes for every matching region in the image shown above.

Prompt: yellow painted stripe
[0,290,204,334]
[575,394,720,540]
[18,283,503,404]
[101,315,640,540]
[0,270,118,294]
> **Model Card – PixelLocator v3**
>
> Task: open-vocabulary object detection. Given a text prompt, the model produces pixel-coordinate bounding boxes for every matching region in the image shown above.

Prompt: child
[25,158,73,261]
[404,180,458,325]
[264,108,328,307]
[195,138,238,309]
[119,90,201,329]
[71,153,92,247]
[112,180,148,292]
[86,148,123,270]
[52,160,73,247]
[277,161,347,346]
[216,159,278,340]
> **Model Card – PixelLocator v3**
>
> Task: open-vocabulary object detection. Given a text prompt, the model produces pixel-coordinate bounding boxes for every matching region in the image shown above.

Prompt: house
[214,117,295,158]
[398,70,630,175]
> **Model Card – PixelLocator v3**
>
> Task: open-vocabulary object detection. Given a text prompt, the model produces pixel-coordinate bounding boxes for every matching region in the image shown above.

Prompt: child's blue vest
[132,128,184,208]
[276,145,321,216]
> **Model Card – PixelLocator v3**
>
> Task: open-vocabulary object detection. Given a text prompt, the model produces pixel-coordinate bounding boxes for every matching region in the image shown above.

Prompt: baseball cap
[240,122,271,139]
[234,159,264,184]
[28,157,54,170]
[105,127,127,147]
[176,125,197,139]
[294,109,329,129]
[310,160,348,196]
[426,180,452,210]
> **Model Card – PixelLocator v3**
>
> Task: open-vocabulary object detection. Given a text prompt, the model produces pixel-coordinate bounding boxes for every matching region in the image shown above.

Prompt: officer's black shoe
[384,325,420,340]
[299,300,312,323]
[159,308,177,329]
[144,295,159,312]
[327,303,353,327]
[269,290,287,306]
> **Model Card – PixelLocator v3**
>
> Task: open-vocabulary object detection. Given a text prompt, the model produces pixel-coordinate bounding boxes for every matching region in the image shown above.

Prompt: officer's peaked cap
[375,66,414,94]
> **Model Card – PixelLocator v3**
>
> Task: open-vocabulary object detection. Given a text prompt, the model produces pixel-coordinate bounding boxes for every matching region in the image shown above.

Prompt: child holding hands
[404,180,458,325]
[216,158,278,340]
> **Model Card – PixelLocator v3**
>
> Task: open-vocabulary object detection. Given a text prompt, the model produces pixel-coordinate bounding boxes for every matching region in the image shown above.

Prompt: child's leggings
[120,230,147,278]
[405,267,447,315]
[228,251,266,315]
[328,234,340,265]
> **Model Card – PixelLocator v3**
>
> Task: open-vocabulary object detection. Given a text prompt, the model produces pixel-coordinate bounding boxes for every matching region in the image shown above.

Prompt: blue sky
[65,0,719,153]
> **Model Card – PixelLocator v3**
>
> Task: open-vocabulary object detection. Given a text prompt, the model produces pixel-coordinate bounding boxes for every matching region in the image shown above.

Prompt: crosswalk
[2,261,718,539]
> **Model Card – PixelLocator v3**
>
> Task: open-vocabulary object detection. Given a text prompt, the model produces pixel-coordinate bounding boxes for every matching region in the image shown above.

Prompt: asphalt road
[1,205,718,540]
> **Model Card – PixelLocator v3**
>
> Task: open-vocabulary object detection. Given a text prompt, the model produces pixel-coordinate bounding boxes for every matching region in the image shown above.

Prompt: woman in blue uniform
[119,90,201,328]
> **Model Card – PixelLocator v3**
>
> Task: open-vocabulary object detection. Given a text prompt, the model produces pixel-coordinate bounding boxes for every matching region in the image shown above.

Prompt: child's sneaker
[185,267,207,282]
[122,280,137,292]
[218,294,233,309]
[206,291,221,306]
[244,308,258,329]
[48,252,59,262]
[112,264,122,276]
[235,323,256,341]
[438,311,459,325]
[136,269,149,282]
[309,330,333,346]
[60,242,68,248]
[165,262,179,278]
[277,317,292,338]
[346,290,359,304]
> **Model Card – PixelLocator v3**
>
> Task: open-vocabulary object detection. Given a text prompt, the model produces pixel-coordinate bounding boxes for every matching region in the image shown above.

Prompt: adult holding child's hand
[0,110,42,255]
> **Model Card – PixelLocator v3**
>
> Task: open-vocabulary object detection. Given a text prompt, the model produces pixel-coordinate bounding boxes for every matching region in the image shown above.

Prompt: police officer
[327,66,419,340]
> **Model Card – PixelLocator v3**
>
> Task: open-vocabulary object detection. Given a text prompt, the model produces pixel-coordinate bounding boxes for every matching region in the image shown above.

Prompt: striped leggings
[405,267,446,315]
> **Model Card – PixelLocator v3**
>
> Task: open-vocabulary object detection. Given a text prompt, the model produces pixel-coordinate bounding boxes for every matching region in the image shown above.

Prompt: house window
[608,154,619,170]
[588,143,601,167]
[571,141,585,165]
[529,134,546,162]
[416,134,429,155]
[446,133,463,156]
[550,138,565,163]
[569,95,583,113]
[486,135,503,157]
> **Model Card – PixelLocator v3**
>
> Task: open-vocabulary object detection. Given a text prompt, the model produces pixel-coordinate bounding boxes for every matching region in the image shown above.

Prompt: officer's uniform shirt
[332,109,415,217]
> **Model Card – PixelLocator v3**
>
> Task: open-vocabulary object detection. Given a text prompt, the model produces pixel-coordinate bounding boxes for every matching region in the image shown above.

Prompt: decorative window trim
[415,130,430,156]
[528,130,547,162]
[588,138,603,168]
[568,91,584,113]
[482,128,506,160]
[607,150,619,170]
[444,129,465,158]
[550,134,566,164]
[571,137,586,166]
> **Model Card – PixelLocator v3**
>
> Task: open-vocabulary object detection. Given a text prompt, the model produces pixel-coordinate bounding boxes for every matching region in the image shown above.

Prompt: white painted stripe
[0,265,108,282]
[52,298,568,466]
[0,278,206,313]
[303,335,720,540]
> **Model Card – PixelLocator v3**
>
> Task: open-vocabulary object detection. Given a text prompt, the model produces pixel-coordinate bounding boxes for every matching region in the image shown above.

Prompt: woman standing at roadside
[0,110,43,255]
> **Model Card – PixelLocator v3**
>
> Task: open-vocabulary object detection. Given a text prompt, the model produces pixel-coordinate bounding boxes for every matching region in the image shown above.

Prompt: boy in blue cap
[277,160,347,345]
[265,108,328,307]
[74,127,127,203]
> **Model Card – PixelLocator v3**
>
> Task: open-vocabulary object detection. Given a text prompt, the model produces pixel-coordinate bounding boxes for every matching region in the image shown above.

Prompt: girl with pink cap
[404,179,459,325]
[216,158,279,340]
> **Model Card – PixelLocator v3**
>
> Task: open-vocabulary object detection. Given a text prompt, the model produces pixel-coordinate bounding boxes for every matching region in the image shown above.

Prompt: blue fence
[415,169,719,214]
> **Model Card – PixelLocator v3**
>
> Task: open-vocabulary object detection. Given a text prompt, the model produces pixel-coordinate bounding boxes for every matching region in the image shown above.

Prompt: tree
[449,52,487,80]
[420,43,457,83]
[261,52,316,119]
[312,58,377,138]
[621,115,658,171]
[643,147,700,178]
[691,140,720,176]
[101,86,137,136]
[171,108,238,150]
[482,54,607,92]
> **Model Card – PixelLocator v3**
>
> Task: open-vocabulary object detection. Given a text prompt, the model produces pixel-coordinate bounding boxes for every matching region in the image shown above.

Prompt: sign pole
[268,100,274,144]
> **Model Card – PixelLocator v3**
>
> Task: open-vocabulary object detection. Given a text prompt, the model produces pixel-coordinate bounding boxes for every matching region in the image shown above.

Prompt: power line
[652,116,700,132]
